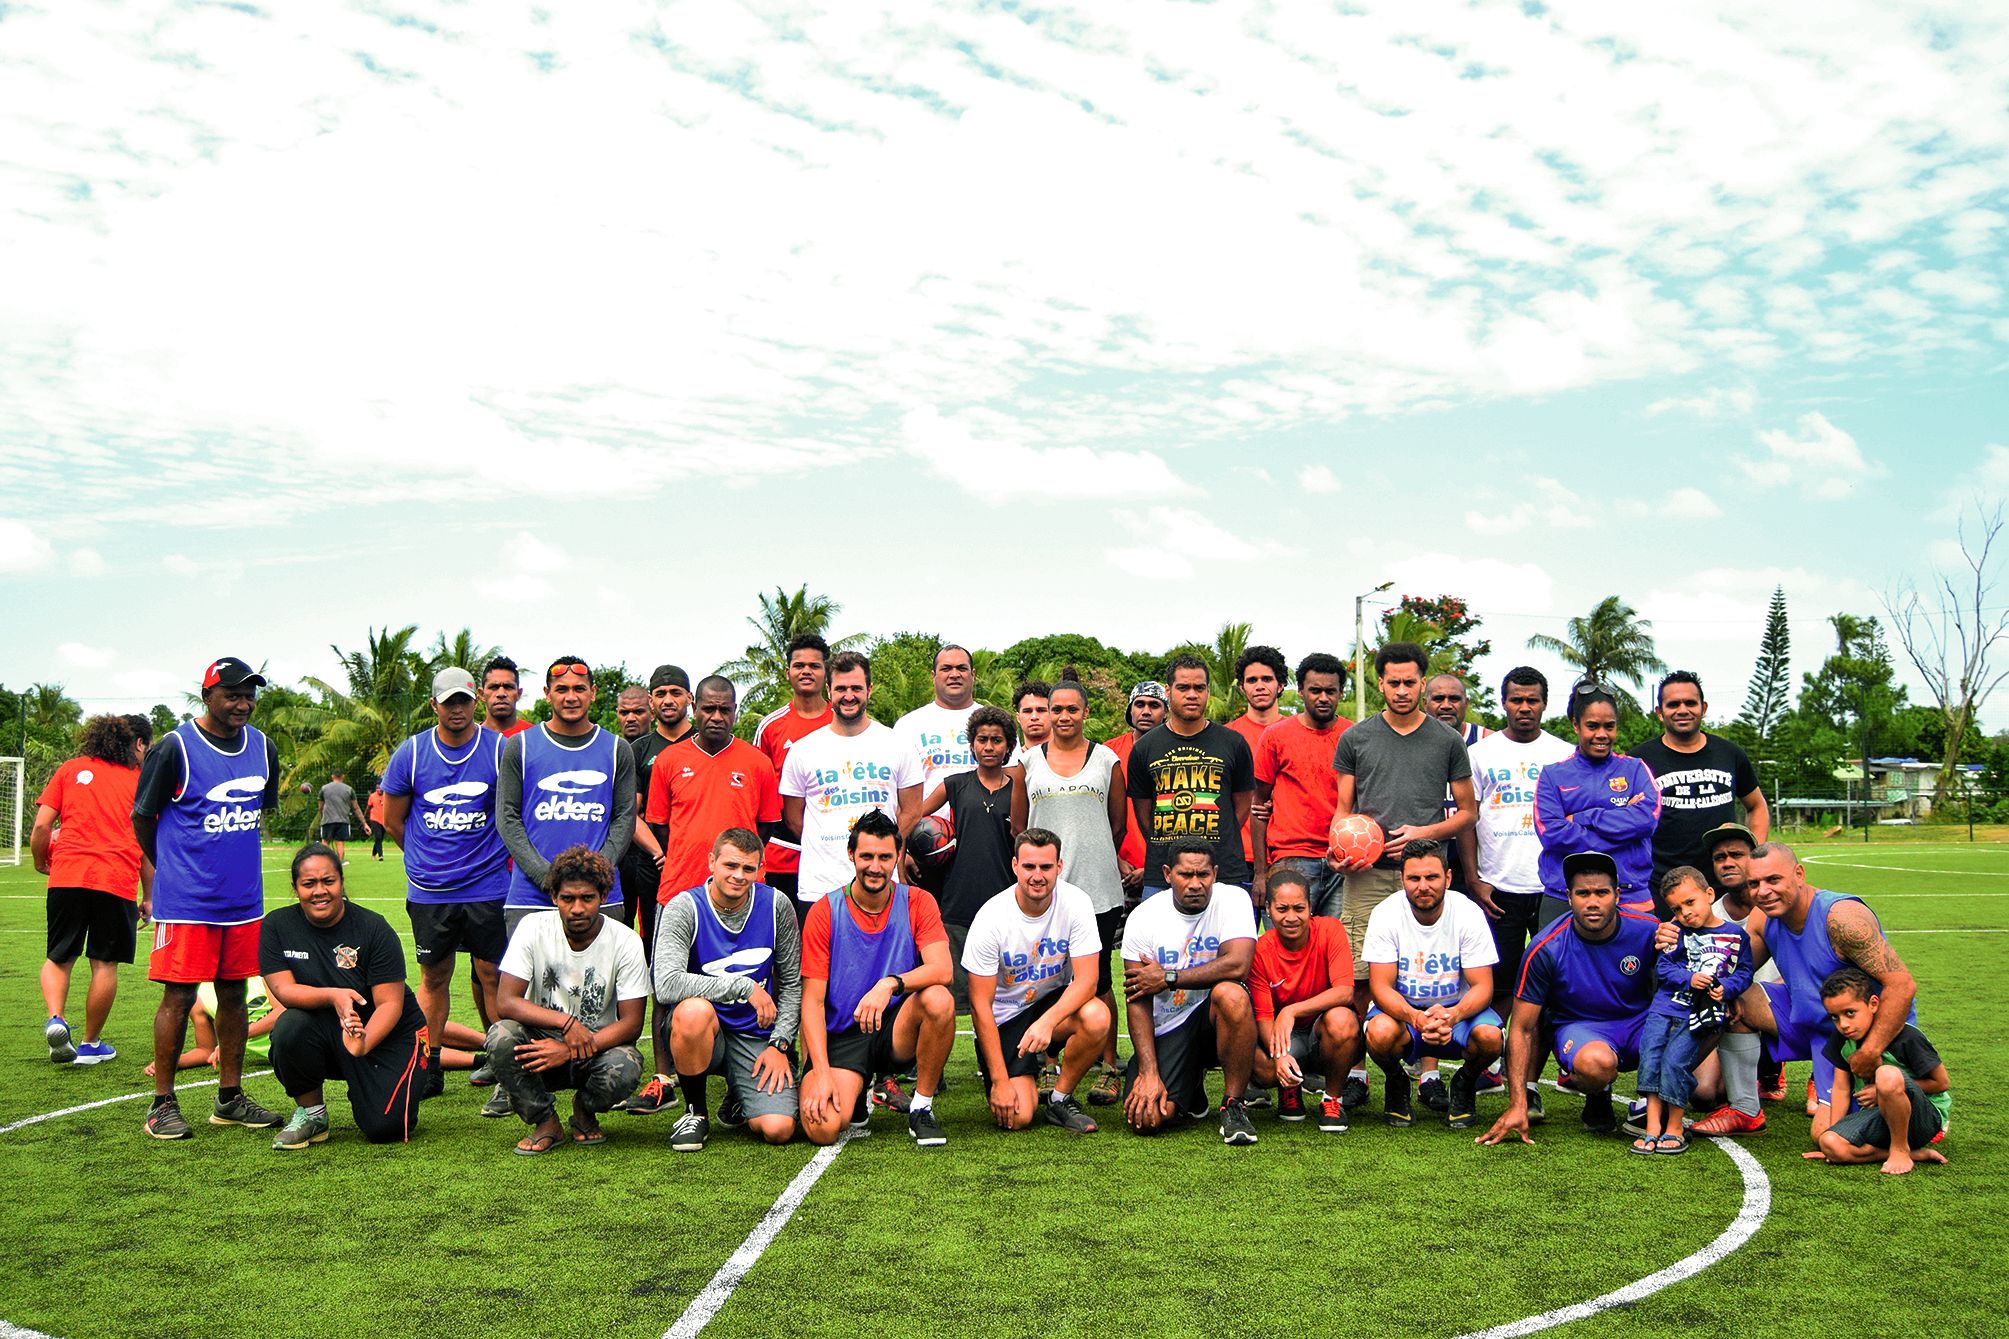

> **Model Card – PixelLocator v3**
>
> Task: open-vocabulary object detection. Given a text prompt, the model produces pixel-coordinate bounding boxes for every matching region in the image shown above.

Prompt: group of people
[28,639,1950,1173]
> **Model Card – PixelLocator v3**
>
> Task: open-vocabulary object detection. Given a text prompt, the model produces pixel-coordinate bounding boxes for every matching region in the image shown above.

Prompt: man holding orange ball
[1326,641,1476,1115]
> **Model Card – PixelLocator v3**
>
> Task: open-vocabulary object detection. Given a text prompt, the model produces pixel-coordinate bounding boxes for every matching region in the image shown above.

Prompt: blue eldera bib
[507,725,623,906]
[155,721,268,924]
[686,881,778,1037]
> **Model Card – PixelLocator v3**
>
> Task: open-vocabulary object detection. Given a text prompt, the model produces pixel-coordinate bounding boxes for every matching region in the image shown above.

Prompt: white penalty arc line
[1450,1136,1771,1339]
[663,1129,854,1339]
[0,1071,274,1136]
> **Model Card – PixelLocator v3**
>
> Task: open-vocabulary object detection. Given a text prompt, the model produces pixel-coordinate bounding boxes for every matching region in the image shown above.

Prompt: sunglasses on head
[547,661,592,681]
[1571,679,1614,698]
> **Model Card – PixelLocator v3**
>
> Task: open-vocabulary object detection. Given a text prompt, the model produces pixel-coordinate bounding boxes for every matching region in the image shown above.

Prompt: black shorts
[945,922,973,1014]
[767,871,798,902]
[976,1004,1046,1082]
[1124,1006,1220,1117]
[633,889,660,961]
[1094,908,1124,997]
[46,888,139,964]
[824,995,909,1079]
[407,900,506,966]
[320,822,352,843]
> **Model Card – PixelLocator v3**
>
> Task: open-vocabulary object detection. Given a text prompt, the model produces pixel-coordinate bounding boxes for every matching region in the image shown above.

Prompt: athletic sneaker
[670,1110,709,1152]
[73,1040,117,1065]
[1447,1064,1480,1129]
[1243,1087,1272,1111]
[1474,1067,1504,1093]
[144,1099,193,1140]
[1036,1064,1059,1098]
[1041,1094,1098,1134]
[1278,1085,1307,1122]
[907,1106,947,1147]
[1758,1061,1785,1103]
[622,1075,676,1116]
[1339,1075,1370,1115]
[272,1106,330,1151]
[1580,1089,1617,1135]
[1317,1092,1348,1134]
[1087,1062,1123,1107]
[1553,1068,1582,1095]
[871,1075,912,1113]
[1525,1084,1547,1124]
[848,1090,873,1134]
[1417,1074,1450,1113]
[480,1088,514,1118]
[1383,1074,1414,1128]
[211,1091,282,1129]
[45,1015,76,1064]
[1689,1105,1767,1136]
[716,1092,746,1130]
[1219,1098,1258,1145]
[468,1060,497,1087]
[1620,1099,1651,1138]
[420,1062,445,1101]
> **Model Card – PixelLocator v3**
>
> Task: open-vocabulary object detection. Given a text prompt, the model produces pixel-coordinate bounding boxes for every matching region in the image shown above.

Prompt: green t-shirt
[196,977,274,1060]
[1825,1023,1952,1133]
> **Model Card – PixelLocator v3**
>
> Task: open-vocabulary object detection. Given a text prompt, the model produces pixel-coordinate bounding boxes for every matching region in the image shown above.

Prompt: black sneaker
[1383,1073,1414,1128]
[848,1089,872,1134]
[1278,1085,1307,1121]
[670,1110,709,1152]
[907,1105,947,1147]
[144,1099,193,1140]
[1242,1087,1272,1111]
[621,1075,676,1115]
[420,1060,445,1101]
[1041,1094,1098,1134]
[1581,1089,1618,1135]
[872,1075,912,1113]
[1525,1084,1546,1124]
[211,1091,283,1129]
[468,1060,497,1087]
[716,1091,746,1129]
[1339,1075,1370,1115]
[1219,1098,1259,1145]
[1447,1064,1479,1129]
[1418,1074,1450,1113]
[1317,1091,1348,1133]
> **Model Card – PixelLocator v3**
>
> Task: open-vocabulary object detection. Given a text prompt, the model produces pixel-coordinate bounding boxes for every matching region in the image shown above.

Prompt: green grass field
[2,836,2004,1339]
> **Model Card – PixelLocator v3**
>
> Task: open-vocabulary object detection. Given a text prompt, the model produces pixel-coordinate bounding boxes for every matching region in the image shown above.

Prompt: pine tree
[1738,586,1792,740]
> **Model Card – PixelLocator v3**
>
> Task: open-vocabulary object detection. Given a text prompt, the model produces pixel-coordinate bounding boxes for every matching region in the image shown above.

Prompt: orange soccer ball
[1328,814,1385,872]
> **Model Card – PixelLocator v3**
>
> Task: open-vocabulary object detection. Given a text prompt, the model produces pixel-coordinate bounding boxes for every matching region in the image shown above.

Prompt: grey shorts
[1262,1017,1322,1070]
[708,1027,800,1120]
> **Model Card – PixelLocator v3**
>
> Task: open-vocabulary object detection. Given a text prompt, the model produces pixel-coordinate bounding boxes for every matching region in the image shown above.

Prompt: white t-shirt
[1362,892,1498,1009]
[1467,730,1575,896]
[1120,886,1257,1036]
[960,881,1102,1025]
[497,911,650,1032]
[894,701,983,792]
[778,721,926,900]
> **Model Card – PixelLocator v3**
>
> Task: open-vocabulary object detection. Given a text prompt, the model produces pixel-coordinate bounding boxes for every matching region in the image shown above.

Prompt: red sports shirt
[645,738,782,902]
[1254,715,1350,862]
[751,703,834,875]
[1104,732,1147,870]
[1249,916,1354,1022]
[1227,713,1279,862]
[37,757,144,899]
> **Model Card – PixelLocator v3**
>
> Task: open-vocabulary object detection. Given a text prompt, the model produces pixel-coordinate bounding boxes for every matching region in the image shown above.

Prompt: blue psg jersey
[383,728,508,904]
[506,725,623,907]
[1517,909,1659,1023]
[154,720,270,925]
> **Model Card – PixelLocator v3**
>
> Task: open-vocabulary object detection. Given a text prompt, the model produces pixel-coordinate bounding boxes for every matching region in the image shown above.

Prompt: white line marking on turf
[0,1322,58,1338]
[663,1129,855,1339]
[1887,928,2009,934]
[1451,1136,1770,1339]
[0,1071,274,1136]
[1800,859,2009,877]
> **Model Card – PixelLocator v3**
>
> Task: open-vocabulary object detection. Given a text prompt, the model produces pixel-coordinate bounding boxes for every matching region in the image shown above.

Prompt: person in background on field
[1252,652,1349,919]
[316,770,369,865]
[1534,681,1660,922]
[1328,642,1475,1116]
[366,787,387,861]
[35,713,152,1065]
[1225,645,1289,871]
[626,666,690,959]
[488,846,647,1154]
[913,704,1025,1014]
[1631,867,1752,1156]
[1103,681,1166,906]
[751,636,834,907]
[262,844,430,1149]
[1809,966,1950,1176]
[895,644,985,792]
[131,656,284,1140]
[1424,675,1490,892]
[1248,868,1359,1133]
[1019,680,1127,1103]
[1634,671,1770,908]
[480,655,532,737]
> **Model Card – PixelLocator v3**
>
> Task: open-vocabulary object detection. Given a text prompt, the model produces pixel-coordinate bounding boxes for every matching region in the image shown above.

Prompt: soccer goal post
[0,756,22,866]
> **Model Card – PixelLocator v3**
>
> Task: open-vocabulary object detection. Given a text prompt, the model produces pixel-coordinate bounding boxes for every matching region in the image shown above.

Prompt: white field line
[0,1070,274,1136]
[1451,1136,1771,1339]
[662,1129,855,1339]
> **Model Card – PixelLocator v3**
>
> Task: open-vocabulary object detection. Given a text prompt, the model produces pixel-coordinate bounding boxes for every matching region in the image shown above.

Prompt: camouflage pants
[484,1019,642,1125]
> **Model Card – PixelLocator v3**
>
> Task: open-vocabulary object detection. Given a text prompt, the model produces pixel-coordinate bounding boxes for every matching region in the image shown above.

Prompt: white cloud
[68,547,106,576]
[1298,464,1341,494]
[1645,385,1756,418]
[900,407,1193,501]
[0,519,52,572]
[1663,487,1724,520]
[476,530,567,602]
[1465,479,1599,537]
[161,554,201,578]
[58,641,116,669]
[1739,412,1886,500]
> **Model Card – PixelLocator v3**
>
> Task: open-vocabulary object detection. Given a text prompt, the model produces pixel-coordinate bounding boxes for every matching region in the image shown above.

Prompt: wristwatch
[1165,969,1181,990]
[885,974,906,997]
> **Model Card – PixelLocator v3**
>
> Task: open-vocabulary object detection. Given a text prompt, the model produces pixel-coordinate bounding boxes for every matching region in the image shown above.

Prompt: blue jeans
[1270,857,1345,920]
[1636,1014,1710,1110]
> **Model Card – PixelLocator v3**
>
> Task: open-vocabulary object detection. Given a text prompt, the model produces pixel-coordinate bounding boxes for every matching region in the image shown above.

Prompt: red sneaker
[1689,1106,1767,1136]
[1804,1079,1819,1118]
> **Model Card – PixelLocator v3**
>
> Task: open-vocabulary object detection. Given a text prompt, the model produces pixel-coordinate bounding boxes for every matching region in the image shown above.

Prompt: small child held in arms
[1806,965,1951,1176]
[1632,868,1752,1155]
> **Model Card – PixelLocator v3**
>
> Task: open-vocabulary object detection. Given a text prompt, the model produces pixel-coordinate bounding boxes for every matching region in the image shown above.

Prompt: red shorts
[148,920,261,984]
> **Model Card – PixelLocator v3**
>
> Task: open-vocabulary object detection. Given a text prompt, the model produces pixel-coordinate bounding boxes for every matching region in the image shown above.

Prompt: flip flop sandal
[1629,1135,1665,1156]
[1655,1134,1691,1155]
[569,1117,607,1146]
[514,1130,565,1156]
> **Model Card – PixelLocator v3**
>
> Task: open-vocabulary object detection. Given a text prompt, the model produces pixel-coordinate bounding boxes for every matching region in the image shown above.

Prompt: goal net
[0,756,21,866]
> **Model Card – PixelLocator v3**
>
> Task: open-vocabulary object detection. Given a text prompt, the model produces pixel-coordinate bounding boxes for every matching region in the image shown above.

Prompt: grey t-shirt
[318,780,357,826]
[1332,714,1472,869]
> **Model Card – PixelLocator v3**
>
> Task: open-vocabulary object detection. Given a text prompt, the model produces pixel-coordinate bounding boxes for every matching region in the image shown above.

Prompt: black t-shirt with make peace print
[258,901,425,1033]
[1125,723,1256,885]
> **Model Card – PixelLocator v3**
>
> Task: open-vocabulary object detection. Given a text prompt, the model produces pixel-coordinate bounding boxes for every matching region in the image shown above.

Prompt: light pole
[1354,581,1393,719]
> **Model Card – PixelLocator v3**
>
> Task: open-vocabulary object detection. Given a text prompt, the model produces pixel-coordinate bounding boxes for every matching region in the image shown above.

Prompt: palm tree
[1527,595,1667,711]
[429,628,499,681]
[1207,622,1252,722]
[273,626,431,787]
[717,586,863,728]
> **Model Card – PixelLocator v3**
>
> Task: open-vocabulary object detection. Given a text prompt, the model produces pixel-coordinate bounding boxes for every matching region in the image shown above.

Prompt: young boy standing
[1632,868,1752,1155]
[1809,965,1951,1176]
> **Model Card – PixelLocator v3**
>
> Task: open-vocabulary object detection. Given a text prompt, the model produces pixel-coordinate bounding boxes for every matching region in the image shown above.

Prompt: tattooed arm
[1829,899,1917,1080]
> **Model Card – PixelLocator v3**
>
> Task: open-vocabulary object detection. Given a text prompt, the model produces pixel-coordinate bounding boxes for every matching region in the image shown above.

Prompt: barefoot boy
[1808,965,1950,1176]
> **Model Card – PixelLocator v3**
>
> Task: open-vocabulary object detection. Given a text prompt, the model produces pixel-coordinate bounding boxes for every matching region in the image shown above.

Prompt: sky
[2,0,2006,736]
